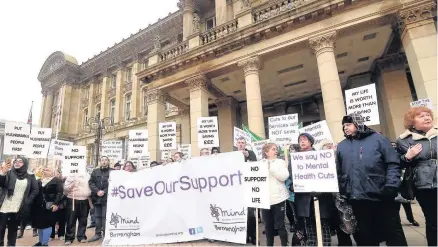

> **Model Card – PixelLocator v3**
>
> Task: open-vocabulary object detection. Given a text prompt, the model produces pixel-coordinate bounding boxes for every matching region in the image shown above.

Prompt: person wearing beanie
[336,113,407,246]
[0,157,39,246]
[292,133,333,246]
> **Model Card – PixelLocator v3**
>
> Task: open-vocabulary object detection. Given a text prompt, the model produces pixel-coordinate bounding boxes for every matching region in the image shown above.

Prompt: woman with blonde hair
[260,143,290,246]
[396,106,437,246]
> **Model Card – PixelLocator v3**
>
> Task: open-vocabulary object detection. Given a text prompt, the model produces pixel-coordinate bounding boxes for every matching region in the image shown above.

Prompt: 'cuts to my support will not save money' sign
[3,121,31,156]
[30,127,52,158]
[63,146,86,176]
[159,122,177,150]
[345,83,380,126]
[268,114,299,145]
[290,150,339,193]
[197,117,219,148]
[243,160,270,209]
[128,130,148,158]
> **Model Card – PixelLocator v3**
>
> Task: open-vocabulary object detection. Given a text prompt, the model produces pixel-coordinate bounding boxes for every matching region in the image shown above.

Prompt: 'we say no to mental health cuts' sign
[345,83,380,126]
[197,117,219,148]
[243,160,270,209]
[102,140,123,161]
[159,122,177,150]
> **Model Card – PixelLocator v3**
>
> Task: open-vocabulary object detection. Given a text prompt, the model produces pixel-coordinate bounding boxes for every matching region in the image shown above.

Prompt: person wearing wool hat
[336,113,407,246]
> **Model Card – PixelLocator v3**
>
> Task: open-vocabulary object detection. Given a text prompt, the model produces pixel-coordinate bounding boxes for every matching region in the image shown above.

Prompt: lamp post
[84,114,114,167]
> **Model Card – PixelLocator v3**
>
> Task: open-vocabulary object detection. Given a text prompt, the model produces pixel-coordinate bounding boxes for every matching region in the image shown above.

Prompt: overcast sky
[0,0,178,124]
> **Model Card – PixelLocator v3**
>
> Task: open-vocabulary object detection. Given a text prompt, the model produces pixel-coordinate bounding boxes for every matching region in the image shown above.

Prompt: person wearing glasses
[0,157,39,246]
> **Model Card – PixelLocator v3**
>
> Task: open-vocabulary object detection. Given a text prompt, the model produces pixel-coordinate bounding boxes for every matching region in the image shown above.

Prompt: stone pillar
[181,0,194,41]
[180,109,191,145]
[216,0,227,26]
[60,85,72,133]
[226,0,234,21]
[186,74,210,157]
[238,57,265,138]
[43,92,54,128]
[131,62,141,120]
[87,82,96,118]
[376,53,412,140]
[39,94,46,127]
[316,96,326,120]
[114,68,125,124]
[216,97,237,152]
[398,1,437,111]
[100,76,110,119]
[146,89,167,161]
[309,31,346,142]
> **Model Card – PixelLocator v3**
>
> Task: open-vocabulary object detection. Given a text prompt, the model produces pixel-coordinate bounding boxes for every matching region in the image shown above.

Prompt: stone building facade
[37,0,437,164]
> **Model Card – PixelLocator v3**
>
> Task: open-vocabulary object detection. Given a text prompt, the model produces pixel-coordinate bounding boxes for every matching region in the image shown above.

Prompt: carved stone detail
[238,57,260,76]
[185,74,208,92]
[398,1,437,34]
[216,96,237,109]
[308,31,337,57]
[376,52,407,72]
[241,0,251,10]
[151,35,162,54]
[108,89,116,98]
[124,82,133,93]
[146,88,168,105]
[193,13,201,33]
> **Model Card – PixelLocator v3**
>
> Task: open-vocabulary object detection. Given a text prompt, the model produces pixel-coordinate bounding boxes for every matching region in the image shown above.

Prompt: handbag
[42,193,54,211]
[400,166,415,200]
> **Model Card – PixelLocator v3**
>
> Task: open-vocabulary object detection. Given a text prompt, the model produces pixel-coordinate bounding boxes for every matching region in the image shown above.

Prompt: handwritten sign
[197,117,219,148]
[410,98,433,110]
[131,154,151,168]
[63,146,86,176]
[233,127,252,147]
[159,122,177,150]
[102,140,123,161]
[49,139,73,160]
[268,114,299,145]
[345,83,380,126]
[252,140,269,160]
[178,144,192,159]
[128,130,148,158]
[29,127,52,158]
[243,161,270,209]
[3,121,31,155]
[290,150,339,193]
[161,150,173,161]
[299,120,333,148]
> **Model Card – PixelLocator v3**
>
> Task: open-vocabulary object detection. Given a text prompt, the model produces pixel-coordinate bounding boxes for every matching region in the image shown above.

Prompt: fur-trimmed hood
[399,127,438,141]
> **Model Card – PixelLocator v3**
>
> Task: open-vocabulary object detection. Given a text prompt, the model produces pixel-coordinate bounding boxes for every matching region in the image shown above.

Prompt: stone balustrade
[160,41,189,61]
[201,19,239,45]
[253,0,314,23]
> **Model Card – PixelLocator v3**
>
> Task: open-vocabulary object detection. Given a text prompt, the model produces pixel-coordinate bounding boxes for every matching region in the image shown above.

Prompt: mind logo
[210,204,220,221]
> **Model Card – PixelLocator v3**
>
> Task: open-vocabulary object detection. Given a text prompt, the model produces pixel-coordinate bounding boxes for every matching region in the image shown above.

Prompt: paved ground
[16,202,428,246]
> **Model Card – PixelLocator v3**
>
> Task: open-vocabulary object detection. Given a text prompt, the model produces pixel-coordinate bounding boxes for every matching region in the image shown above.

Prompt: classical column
[216,97,238,152]
[216,0,227,26]
[114,67,125,124]
[131,62,141,120]
[100,75,110,120]
[186,74,210,157]
[181,0,194,40]
[238,57,265,138]
[226,0,234,21]
[39,93,47,127]
[87,82,96,118]
[146,88,167,161]
[179,108,191,145]
[60,84,73,133]
[398,1,437,111]
[43,91,54,128]
[309,31,346,142]
[376,53,412,140]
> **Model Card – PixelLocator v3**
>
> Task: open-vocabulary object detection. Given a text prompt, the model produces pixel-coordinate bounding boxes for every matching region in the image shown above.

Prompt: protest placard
[161,150,173,161]
[102,140,123,161]
[299,120,333,148]
[243,160,270,209]
[252,140,269,160]
[290,150,339,193]
[128,130,148,158]
[197,117,219,148]
[410,98,433,110]
[3,121,31,156]
[49,139,73,160]
[345,83,380,126]
[268,114,299,145]
[29,127,52,158]
[63,146,86,176]
[178,144,192,159]
[131,153,151,168]
[233,127,252,146]
[159,122,177,150]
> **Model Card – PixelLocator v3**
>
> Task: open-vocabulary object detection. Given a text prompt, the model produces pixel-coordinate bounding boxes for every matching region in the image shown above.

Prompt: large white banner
[345,83,380,126]
[30,127,52,158]
[159,122,177,150]
[62,146,86,176]
[104,152,247,246]
[49,139,73,160]
[268,114,299,145]
[197,117,219,148]
[290,150,339,193]
[128,130,148,158]
[299,120,333,148]
[3,121,31,156]
[102,140,123,161]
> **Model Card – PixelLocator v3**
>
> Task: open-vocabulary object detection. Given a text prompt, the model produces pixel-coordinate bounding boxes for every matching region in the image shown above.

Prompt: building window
[125,94,131,121]
[143,90,148,116]
[126,67,132,83]
[110,99,116,122]
[84,108,88,127]
[96,104,101,118]
[206,17,216,31]
[111,74,117,89]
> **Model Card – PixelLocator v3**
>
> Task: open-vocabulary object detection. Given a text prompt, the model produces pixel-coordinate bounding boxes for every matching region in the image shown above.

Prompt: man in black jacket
[88,156,112,242]
[236,137,257,245]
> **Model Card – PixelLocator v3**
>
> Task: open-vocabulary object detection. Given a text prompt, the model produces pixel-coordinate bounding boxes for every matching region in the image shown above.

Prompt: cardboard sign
[243,161,270,209]
[410,98,433,110]
[29,127,52,158]
[63,146,86,176]
[252,140,269,160]
[49,139,73,160]
[161,150,173,161]
[128,130,148,158]
[345,83,380,126]
[178,144,192,159]
[233,127,252,147]
[3,121,31,155]
[102,140,123,161]
[299,120,333,148]
[131,154,151,168]
[268,114,299,145]
[159,122,177,150]
[197,117,220,148]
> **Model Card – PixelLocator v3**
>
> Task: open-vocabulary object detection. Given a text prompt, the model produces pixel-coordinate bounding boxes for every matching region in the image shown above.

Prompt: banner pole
[255,208,259,247]
[314,197,323,247]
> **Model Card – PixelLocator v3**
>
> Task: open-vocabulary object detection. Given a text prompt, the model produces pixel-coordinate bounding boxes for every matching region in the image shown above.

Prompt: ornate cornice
[215,96,238,109]
[398,1,437,36]
[309,31,336,57]
[376,52,407,72]
[238,56,261,76]
[185,74,208,92]
[146,88,168,105]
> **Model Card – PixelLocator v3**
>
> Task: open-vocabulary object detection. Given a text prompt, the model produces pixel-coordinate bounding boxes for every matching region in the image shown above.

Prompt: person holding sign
[337,113,407,246]
[260,143,290,246]
[396,107,437,246]
[0,157,39,247]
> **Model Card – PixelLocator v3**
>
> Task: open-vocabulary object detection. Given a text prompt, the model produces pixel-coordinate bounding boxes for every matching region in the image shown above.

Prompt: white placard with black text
[159,122,177,150]
[178,144,192,159]
[30,127,52,158]
[299,120,333,148]
[345,83,380,126]
[102,140,123,161]
[131,154,151,168]
[128,130,148,158]
[243,161,270,209]
[197,117,219,148]
[233,127,252,146]
[49,139,73,160]
[268,114,299,145]
[63,146,86,176]
[252,140,270,161]
[410,98,433,110]
[3,121,31,156]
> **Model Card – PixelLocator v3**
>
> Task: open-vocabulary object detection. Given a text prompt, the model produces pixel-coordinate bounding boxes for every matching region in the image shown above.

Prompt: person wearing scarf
[0,157,39,246]
[31,167,63,246]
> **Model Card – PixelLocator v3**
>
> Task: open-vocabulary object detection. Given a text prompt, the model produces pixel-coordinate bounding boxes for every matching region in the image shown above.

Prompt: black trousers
[416,188,437,246]
[94,204,107,236]
[398,202,415,222]
[65,198,90,242]
[247,207,256,242]
[0,212,19,246]
[261,201,288,246]
[285,201,295,227]
[351,199,407,246]
[51,208,66,238]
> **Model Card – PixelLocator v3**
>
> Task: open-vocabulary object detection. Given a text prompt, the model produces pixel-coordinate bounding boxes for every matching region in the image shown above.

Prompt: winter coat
[336,127,402,201]
[89,167,112,205]
[262,158,290,205]
[0,172,38,220]
[396,127,437,190]
[245,149,257,162]
[31,177,63,229]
